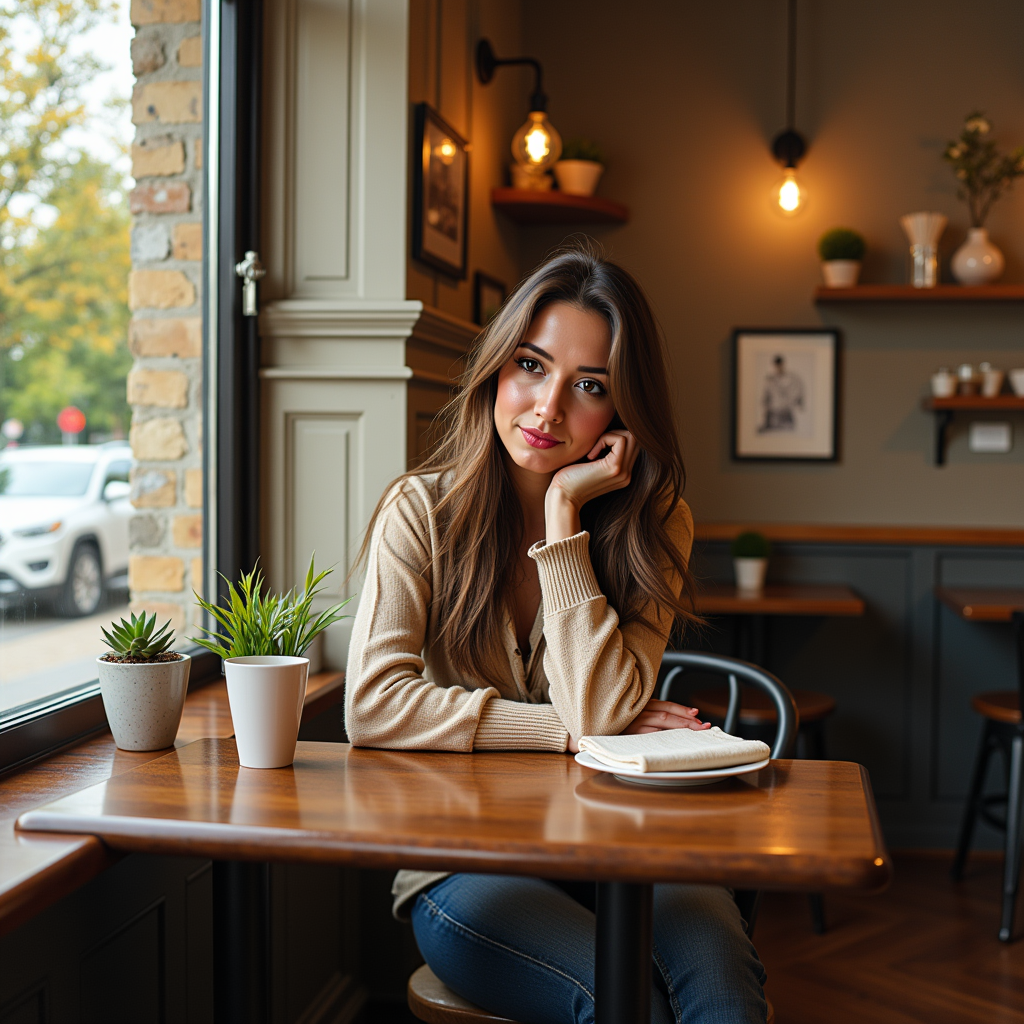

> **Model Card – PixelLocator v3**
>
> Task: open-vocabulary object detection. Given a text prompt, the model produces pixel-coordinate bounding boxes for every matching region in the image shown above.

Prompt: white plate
[574,750,770,788]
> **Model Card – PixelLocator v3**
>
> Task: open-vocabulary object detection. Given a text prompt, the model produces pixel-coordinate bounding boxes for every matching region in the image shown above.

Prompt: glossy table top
[17,739,891,892]
[0,672,343,937]
[695,584,865,617]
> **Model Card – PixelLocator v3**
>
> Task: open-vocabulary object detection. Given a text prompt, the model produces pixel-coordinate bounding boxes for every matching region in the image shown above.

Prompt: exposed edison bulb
[773,168,807,216]
[512,110,562,172]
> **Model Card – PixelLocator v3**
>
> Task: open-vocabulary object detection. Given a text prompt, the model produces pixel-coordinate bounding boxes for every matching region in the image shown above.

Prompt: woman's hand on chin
[621,700,711,735]
[544,430,639,542]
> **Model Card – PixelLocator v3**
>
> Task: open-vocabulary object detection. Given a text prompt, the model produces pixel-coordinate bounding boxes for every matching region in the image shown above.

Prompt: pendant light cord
[785,0,797,130]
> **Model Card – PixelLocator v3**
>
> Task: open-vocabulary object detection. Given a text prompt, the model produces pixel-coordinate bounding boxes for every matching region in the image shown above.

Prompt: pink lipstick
[520,426,562,449]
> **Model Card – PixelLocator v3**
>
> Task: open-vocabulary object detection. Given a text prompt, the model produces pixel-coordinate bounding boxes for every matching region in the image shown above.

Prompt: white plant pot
[734,558,768,593]
[224,656,309,769]
[951,227,1004,285]
[97,654,190,751]
[821,260,861,287]
[554,160,604,196]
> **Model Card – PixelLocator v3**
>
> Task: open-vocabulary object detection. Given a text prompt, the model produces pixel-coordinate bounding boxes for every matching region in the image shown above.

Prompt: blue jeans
[411,874,767,1024]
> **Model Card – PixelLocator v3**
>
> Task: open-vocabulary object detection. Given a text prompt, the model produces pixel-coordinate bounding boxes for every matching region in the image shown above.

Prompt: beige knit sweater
[344,473,694,915]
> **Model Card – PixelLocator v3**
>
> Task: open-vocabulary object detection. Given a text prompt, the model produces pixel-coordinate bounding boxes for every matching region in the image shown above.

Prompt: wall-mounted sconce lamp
[476,38,562,189]
[770,0,807,215]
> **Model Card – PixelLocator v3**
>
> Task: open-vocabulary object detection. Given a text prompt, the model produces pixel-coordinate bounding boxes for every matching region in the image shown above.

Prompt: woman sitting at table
[346,242,767,1024]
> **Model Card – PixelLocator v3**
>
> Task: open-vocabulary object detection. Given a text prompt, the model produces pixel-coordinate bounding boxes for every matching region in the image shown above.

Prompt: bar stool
[662,670,835,934]
[408,964,776,1023]
[951,689,1024,943]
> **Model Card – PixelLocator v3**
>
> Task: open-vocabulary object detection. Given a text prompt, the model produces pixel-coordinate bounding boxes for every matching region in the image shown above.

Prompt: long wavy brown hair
[359,240,698,683]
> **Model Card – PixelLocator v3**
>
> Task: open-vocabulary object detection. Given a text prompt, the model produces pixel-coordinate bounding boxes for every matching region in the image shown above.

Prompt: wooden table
[16,739,890,1024]
[936,586,1024,693]
[695,584,865,666]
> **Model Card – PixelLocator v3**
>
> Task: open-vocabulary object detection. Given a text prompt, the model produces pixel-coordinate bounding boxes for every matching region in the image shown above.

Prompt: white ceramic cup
[981,367,1005,398]
[1009,369,1024,397]
[930,370,956,398]
[224,656,309,769]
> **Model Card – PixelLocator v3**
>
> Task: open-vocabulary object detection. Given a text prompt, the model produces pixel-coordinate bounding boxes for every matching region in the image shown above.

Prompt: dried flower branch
[943,111,1024,228]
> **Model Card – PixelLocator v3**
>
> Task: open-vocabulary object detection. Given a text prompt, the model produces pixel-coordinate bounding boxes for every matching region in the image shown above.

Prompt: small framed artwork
[412,103,469,279]
[473,272,507,326]
[731,328,840,461]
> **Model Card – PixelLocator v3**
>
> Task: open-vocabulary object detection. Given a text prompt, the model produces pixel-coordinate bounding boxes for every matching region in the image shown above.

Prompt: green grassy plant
[730,531,772,559]
[191,556,351,660]
[818,228,865,262]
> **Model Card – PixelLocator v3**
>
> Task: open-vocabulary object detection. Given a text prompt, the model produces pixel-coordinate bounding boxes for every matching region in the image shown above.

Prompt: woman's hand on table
[565,700,710,753]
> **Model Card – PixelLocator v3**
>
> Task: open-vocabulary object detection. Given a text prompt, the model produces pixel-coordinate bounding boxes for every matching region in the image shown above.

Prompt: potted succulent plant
[554,138,605,196]
[192,556,350,769]
[818,228,865,287]
[98,611,190,751]
[731,532,772,594]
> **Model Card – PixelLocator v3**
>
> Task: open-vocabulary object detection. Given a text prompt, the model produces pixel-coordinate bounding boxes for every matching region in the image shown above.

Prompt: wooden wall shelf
[491,188,629,225]
[694,522,1024,548]
[921,395,1024,466]
[815,284,1024,302]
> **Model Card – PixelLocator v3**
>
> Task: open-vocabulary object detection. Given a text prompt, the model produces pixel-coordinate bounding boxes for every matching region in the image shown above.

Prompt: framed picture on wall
[473,272,507,326]
[412,103,469,279]
[732,328,840,462]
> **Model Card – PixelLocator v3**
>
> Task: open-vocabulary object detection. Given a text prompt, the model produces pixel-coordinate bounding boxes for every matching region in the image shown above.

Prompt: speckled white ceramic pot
[96,654,190,751]
[224,656,309,769]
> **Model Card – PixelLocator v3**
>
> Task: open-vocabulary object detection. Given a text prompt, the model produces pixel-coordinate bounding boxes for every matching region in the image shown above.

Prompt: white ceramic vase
[734,558,768,593]
[553,160,604,196]
[821,260,860,287]
[224,656,309,769]
[97,654,190,751]
[951,227,1004,285]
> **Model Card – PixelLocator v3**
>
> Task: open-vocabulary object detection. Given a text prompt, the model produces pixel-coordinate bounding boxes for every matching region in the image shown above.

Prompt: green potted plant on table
[192,557,351,769]
[554,138,605,196]
[730,532,772,594]
[98,612,189,751]
[818,228,865,287]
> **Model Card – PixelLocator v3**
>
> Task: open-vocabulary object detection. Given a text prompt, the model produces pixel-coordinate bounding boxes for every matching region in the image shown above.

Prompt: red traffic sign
[57,406,86,434]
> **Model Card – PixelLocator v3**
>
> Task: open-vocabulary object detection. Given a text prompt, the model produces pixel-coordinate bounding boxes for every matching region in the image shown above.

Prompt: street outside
[0,594,129,714]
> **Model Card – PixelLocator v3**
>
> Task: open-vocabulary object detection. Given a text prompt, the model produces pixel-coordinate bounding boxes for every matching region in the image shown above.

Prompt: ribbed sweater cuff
[528,531,602,612]
[474,699,569,752]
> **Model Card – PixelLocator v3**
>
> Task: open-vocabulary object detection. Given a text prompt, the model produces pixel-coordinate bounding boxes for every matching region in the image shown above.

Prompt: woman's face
[494,301,616,475]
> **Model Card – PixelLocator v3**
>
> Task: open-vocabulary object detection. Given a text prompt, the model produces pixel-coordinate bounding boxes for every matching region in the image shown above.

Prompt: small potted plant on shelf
[192,556,350,769]
[554,138,605,196]
[731,532,772,594]
[943,112,1024,285]
[818,228,865,287]
[98,611,190,751]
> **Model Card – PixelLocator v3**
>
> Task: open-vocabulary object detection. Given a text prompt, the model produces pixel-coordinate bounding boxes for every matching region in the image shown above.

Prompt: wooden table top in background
[695,584,865,617]
[17,739,891,893]
[0,672,344,937]
[936,587,1024,622]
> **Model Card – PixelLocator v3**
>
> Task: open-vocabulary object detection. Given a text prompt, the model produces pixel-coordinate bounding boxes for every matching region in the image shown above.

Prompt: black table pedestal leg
[595,882,653,1024]
[213,861,271,1024]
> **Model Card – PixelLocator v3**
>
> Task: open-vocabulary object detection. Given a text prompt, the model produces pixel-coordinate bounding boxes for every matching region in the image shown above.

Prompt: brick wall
[127,0,203,633]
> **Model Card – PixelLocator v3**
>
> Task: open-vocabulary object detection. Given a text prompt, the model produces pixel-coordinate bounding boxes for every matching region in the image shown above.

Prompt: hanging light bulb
[512,110,562,173]
[768,0,810,218]
[773,167,806,216]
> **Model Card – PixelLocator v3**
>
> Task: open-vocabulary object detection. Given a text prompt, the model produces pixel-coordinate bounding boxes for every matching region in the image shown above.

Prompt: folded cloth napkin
[578,727,770,773]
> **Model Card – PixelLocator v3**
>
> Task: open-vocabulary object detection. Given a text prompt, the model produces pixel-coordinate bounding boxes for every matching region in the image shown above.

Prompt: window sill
[0,670,344,937]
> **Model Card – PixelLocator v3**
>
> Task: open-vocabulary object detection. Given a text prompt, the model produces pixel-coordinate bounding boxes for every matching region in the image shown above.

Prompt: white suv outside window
[0,443,133,617]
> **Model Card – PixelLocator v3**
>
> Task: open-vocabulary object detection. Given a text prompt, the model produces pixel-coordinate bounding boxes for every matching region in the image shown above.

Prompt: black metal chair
[658,651,798,937]
[951,611,1024,942]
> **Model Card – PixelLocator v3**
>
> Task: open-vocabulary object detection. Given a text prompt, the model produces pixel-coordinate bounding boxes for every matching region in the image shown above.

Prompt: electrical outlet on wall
[968,422,1012,453]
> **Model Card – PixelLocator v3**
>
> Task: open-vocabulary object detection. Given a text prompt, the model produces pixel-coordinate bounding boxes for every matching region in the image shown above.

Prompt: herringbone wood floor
[757,854,1024,1023]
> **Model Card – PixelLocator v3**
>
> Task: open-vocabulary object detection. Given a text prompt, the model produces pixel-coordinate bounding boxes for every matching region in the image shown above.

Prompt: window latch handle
[234,250,266,317]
